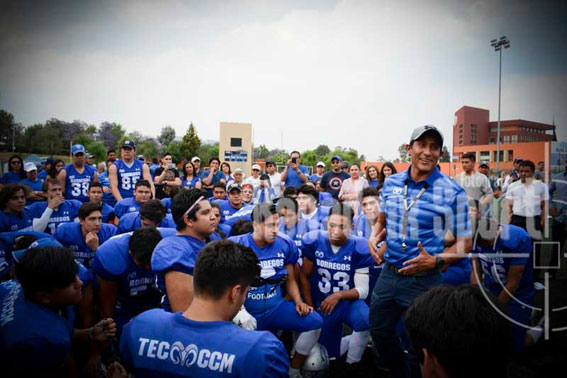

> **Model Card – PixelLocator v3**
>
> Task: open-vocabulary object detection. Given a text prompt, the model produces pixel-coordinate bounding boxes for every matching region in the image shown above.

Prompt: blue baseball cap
[331,155,343,162]
[12,238,63,264]
[71,144,86,155]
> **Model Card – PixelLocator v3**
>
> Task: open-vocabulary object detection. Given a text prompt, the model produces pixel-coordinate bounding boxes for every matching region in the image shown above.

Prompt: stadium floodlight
[491,36,511,174]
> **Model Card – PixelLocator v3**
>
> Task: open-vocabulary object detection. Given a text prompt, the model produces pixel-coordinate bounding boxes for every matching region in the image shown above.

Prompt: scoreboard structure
[219,122,253,177]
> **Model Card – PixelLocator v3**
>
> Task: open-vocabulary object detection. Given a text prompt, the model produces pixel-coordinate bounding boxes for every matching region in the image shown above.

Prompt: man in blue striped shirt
[367,125,472,377]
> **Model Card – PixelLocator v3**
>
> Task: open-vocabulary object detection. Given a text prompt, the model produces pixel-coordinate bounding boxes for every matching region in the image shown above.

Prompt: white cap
[191,156,200,162]
[234,168,243,173]
[316,161,325,168]
[24,162,37,172]
[252,164,261,171]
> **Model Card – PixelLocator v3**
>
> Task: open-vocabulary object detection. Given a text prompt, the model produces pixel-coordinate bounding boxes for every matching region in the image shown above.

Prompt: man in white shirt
[455,153,493,217]
[506,159,548,240]
[266,161,283,198]
[244,164,262,191]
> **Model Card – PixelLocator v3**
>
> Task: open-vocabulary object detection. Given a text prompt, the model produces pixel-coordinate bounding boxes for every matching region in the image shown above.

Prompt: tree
[315,144,330,157]
[158,126,176,147]
[38,124,63,156]
[440,146,451,162]
[300,150,317,169]
[166,141,182,162]
[254,144,269,160]
[126,131,144,146]
[138,138,160,160]
[197,143,219,166]
[0,110,24,152]
[398,143,409,163]
[74,134,106,163]
[85,125,98,137]
[179,123,201,160]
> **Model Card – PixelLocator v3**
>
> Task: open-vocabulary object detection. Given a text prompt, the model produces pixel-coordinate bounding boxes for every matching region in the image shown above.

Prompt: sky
[1,0,565,160]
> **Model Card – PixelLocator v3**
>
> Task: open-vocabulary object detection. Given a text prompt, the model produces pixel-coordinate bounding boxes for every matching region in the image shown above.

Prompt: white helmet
[302,343,330,375]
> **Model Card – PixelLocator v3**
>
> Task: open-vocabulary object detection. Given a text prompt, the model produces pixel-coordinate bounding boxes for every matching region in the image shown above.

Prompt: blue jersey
[0,209,33,233]
[228,233,298,317]
[100,202,115,223]
[114,197,141,219]
[223,205,254,228]
[0,280,75,376]
[0,231,53,280]
[284,165,309,188]
[38,170,48,181]
[279,218,321,267]
[319,192,334,207]
[181,176,200,189]
[55,222,117,269]
[98,171,117,207]
[0,172,23,185]
[151,234,221,312]
[91,232,170,327]
[302,231,374,307]
[300,207,329,228]
[353,213,373,238]
[63,164,96,202]
[117,212,176,234]
[18,178,43,204]
[120,309,289,377]
[27,200,82,235]
[216,200,242,223]
[473,224,534,301]
[161,198,172,213]
[114,159,145,199]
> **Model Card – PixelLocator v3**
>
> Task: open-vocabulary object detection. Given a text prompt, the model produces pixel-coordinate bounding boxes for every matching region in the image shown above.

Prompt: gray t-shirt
[455,171,494,206]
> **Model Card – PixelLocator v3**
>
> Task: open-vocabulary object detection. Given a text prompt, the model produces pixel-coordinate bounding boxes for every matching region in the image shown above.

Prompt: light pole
[491,36,510,175]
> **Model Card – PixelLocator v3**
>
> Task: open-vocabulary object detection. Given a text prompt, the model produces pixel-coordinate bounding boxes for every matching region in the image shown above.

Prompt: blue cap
[331,155,343,162]
[12,238,63,264]
[71,144,86,155]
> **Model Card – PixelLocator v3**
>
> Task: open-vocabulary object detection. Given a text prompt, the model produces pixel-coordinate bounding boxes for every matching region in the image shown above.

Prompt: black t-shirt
[154,167,179,199]
[320,170,350,199]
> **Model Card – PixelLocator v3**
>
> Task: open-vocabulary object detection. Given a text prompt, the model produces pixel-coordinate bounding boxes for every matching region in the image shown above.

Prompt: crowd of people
[0,126,565,377]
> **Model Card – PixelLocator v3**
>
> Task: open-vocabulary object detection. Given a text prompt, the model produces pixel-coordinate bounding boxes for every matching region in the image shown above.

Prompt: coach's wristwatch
[434,255,444,270]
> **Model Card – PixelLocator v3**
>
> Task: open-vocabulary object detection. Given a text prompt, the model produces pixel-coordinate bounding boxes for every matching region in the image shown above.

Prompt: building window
[511,135,518,143]
[480,151,490,162]
[230,138,242,147]
[489,137,495,144]
[508,150,514,162]
[503,135,510,143]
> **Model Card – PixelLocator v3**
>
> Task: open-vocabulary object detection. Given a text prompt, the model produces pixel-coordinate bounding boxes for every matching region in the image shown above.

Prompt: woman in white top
[338,163,368,216]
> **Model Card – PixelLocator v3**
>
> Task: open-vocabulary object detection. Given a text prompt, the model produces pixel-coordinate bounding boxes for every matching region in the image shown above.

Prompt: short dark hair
[0,184,29,210]
[290,151,301,157]
[230,219,253,236]
[213,181,226,190]
[283,186,298,198]
[209,157,221,165]
[139,199,167,224]
[360,186,380,202]
[461,152,476,162]
[107,149,116,156]
[134,179,151,189]
[88,181,104,192]
[297,184,319,205]
[129,227,162,266]
[328,202,354,222]
[78,202,102,220]
[172,188,209,230]
[15,247,78,301]
[209,201,221,211]
[162,152,172,158]
[404,285,509,378]
[251,203,278,224]
[193,240,260,300]
[519,160,535,172]
[42,178,61,192]
[13,234,39,251]
[276,197,299,215]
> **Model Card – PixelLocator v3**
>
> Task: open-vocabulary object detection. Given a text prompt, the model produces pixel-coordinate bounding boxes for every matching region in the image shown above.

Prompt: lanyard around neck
[401,179,429,251]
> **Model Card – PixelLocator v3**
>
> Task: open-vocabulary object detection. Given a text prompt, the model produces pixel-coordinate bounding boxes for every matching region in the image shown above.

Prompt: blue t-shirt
[200,170,225,196]
[279,218,321,267]
[18,178,43,204]
[0,172,23,185]
[27,200,82,235]
[120,309,289,377]
[319,192,334,207]
[223,205,254,228]
[151,234,221,312]
[228,233,297,317]
[0,209,33,233]
[0,280,75,376]
[309,174,323,183]
[114,159,145,199]
[63,164,96,203]
[473,224,534,301]
[353,213,374,238]
[114,197,141,219]
[302,231,374,307]
[284,165,309,188]
[380,167,471,268]
[91,231,172,327]
[55,222,117,269]
[181,176,201,189]
[117,212,176,234]
[215,200,243,223]
[38,170,48,181]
